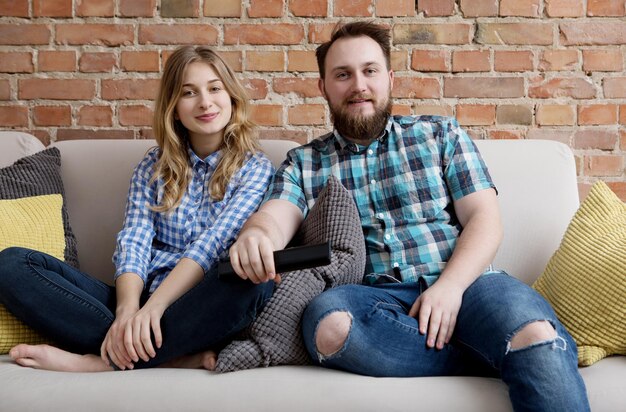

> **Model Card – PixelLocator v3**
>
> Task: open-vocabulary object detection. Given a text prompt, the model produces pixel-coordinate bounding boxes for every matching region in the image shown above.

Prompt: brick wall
[1,0,625,200]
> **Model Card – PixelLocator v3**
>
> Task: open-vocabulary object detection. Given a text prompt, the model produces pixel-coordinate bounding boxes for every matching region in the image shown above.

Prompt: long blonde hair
[151,46,258,212]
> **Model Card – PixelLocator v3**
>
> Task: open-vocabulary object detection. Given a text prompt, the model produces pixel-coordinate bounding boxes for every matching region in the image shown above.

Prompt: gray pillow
[0,147,79,268]
[216,175,366,372]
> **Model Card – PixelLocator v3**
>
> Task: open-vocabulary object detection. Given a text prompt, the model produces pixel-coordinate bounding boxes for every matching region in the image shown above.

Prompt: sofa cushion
[0,194,64,353]
[533,181,626,366]
[215,175,366,372]
[0,147,79,268]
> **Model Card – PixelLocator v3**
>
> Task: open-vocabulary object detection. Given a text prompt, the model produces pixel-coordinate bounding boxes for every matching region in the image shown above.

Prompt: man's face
[319,35,394,143]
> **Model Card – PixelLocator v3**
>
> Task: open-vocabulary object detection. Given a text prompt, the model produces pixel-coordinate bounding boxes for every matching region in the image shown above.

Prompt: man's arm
[409,188,503,349]
[229,199,304,284]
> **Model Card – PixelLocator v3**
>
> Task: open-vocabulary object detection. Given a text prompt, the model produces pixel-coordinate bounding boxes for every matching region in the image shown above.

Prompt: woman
[0,46,275,372]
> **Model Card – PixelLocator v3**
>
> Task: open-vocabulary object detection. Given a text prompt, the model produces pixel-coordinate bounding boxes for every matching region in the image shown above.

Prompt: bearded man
[228,21,590,412]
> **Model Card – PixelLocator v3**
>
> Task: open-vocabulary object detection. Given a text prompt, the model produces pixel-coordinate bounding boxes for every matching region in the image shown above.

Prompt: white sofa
[0,131,624,411]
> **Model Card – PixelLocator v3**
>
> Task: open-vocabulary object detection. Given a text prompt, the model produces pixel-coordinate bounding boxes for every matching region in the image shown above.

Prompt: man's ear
[389,69,394,91]
[318,78,327,99]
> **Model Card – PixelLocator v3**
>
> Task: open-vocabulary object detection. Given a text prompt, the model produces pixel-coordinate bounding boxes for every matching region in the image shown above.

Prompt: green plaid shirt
[265,115,496,286]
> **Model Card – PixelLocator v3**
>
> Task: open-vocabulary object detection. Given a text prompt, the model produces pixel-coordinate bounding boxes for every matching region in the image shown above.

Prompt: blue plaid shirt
[265,115,495,286]
[113,147,273,293]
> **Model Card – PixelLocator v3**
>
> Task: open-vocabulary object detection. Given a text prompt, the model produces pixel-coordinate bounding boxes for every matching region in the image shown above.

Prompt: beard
[329,92,392,144]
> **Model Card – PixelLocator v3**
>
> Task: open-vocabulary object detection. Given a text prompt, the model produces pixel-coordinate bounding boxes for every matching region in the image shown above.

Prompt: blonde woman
[0,46,275,372]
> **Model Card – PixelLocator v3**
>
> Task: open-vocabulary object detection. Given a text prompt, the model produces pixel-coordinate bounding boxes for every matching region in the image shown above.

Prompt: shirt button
[393,262,399,268]
[377,213,384,219]
[370,179,376,185]
[367,149,374,155]
[385,234,391,240]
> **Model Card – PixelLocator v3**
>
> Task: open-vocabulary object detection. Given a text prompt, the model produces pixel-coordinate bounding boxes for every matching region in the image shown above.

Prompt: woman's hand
[100,306,138,370]
[123,301,167,363]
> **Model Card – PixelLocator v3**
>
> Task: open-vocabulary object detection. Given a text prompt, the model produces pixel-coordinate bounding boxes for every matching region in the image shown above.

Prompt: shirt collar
[187,146,222,170]
[329,116,394,154]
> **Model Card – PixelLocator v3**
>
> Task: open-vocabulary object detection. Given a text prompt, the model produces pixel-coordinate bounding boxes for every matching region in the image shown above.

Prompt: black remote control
[218,241,332,280]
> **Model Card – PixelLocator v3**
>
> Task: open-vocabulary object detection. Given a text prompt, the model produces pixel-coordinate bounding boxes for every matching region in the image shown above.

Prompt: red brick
[259,129,308,145]
[488,130,525,140]
[496,105,533,125]
[604,77,626,98]
[444,77,524,98]
[246,51,284,72]
[545,0,584,17]
[287,50,318,72]
[394,24,472,45]
[527,129,572,145]
[392,105,412,116]
[584,155,624,176]
[249,0,283,17]
[377,0,414,17]
[119,105,154,126]
[120,0,156,17]
[538,50,579,71]
[620,105,626,125]
[79,52,117,73]
[56,24,134,46]
[536,104,576,126]
[334,0,374,16]
[204,0,241,16]
[459,0,497,17]
[494,51,534,72]
[583,50,624,72]
[418,0,454,16]
[273,77,321,98]
[0,24,51,45]
[161,0,199,17]
[290,0,327,16]
[0,0,29,16]
[30,131,51,146]
[0,106,28,127]
[101,79,160,100]
[288,104,325,125]
[392,77,440,99]
[77,0,115,17]
[529,77,596,99]
[588,0,625,16]
[578,104,619,125]
[607,182,626,202]
[140,24,218,45]
[34,0,72,17]
[0,80,10,100]
[391,51,408,71]
[309,23,335,44]
[413,104,453,117]
[411,49,449,72]
[121,51,160,72]
[57,129,134,140]
[33,106,71,126]
[500,0,540,17]
[456,104,495,126]
[477,23,553,45]
[225,24,304,45]
[620,128,626,148]
[574,129,619,150]
[19,79,95,100]
[77,105,113,126]
[217,51,242,72]
[241,79,268,100]
[560,22,626,45]
[251,105,283,126]
[38,50,76,72]
[452,50,490,72]
[0,52,33,73]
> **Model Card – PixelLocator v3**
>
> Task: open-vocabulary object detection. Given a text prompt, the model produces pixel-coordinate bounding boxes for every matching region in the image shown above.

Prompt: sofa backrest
[0,132,579,286]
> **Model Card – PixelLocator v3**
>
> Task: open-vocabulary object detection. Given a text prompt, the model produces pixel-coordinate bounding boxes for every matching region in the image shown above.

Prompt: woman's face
[175,62,232,156]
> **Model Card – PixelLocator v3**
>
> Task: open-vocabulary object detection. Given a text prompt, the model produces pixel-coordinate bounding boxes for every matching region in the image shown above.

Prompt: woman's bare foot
[161,350,217,371]
[9,344,113,372]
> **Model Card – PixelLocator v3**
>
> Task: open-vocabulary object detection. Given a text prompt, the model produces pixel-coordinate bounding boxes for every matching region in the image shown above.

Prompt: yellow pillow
[0,194,65,353]
[533,181,626,366]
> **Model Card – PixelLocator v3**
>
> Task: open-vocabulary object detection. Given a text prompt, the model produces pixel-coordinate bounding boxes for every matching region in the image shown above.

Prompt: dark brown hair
[316,21,391,79]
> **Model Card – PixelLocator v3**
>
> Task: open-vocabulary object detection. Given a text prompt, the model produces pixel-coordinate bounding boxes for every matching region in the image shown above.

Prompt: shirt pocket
[391,166,447,222]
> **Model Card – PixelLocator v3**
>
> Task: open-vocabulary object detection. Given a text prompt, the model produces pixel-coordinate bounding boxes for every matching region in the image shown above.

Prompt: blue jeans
[0,247,274,369]
[302,271,590,412]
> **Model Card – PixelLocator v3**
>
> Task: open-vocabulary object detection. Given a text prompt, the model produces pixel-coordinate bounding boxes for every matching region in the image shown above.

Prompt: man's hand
[229,227,280,284]
[408,278,465,350]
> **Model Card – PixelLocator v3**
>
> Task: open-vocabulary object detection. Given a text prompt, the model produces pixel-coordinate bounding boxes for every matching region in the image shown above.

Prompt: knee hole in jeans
[507,320,559,354]
[315,311,352,357]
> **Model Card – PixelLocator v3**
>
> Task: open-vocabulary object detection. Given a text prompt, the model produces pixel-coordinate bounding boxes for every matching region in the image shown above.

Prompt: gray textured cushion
[0,147,79,268]
[216,175,366,372]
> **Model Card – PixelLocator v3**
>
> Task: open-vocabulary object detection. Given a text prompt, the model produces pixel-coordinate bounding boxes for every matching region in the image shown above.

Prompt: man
[229,21,589,411]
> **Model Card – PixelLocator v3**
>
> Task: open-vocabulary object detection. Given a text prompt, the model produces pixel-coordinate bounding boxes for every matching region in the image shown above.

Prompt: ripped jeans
[301,271,590,412]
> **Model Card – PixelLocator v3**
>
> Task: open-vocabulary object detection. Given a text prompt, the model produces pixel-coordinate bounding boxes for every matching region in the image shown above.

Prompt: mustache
[345,93,376,104]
